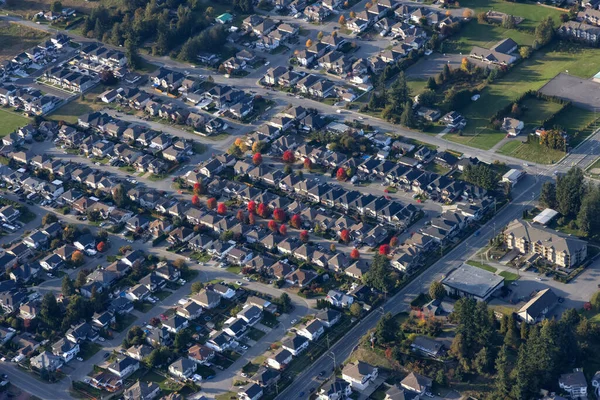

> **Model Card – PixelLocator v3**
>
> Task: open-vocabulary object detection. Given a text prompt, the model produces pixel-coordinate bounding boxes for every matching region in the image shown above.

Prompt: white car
[264,61,270,66]
[76,357,83,361]
[236,281,243,286]
[290,319,297,325]
[178,298,188,305]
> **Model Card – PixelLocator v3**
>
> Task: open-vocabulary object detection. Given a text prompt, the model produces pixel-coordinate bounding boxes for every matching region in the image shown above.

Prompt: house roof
[441,264,504,298]
[518,288,558,318]
[401,372,433,392]
[342,361,375,381]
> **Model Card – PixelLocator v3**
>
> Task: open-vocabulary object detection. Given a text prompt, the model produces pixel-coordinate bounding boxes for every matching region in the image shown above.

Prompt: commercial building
[441,264,504,301]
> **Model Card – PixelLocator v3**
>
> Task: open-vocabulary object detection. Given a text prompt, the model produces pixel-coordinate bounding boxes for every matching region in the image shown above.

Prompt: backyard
[0,108,30,137]
[459,0,562,29]
[445,20,535,55]
[497,138,565,164]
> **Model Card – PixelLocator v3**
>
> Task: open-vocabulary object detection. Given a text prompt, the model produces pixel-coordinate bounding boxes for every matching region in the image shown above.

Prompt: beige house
[504,219,587,268]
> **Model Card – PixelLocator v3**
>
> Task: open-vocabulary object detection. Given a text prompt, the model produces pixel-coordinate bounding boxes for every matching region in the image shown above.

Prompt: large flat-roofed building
[441,264,504,301]
[504,219,587,268]
[502,169,524,186]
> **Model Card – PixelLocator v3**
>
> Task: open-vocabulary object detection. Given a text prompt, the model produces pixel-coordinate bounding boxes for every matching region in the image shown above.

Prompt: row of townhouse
[79,42,127,70]
[43,66,97,92]
[0,84,60,115]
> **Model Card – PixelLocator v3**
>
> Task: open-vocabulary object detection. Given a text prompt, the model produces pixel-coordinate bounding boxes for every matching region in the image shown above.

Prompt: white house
[341,361,378,391]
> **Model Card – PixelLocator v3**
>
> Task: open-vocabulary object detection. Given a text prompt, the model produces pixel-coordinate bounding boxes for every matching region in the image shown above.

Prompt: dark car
[103,352,110,358]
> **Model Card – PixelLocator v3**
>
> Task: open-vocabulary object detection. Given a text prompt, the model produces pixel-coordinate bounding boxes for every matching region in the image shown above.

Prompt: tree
[191,282,203,294]
[503,314,519,348]
[477,12,487,24]
[578,185,600,237]
[460,57,471,73]
[556,167,585,217]
[257,203,269,218]
[389,236,398,248]
[40,292,61,329]
[206,198,217,210]
[268,220,278,232]
[236,210,245,222]
[336,167,347,181]
[276,293,292,313]
[429,281,446,300]
[248,201,257,214]
[303,158,312,170]
[51,1,63,13]
[42,213,58,226]
[474,346,492,374]
[252,140,266,154]
[519,46,532,59]
[350,10,356,19]
[252,152,263,166]
[300,230,309,242]
[418,89,437,107]
[193,182,203,195]
[463,9,473,18]
[338,15,346,26]
[174,329,191,352]
[350,302,362,317]
[379,244,390,255]
[96,241,106,252]
[426,76,437,90]
[340,229,350,243]
[374,312,396,343]
[248,212,256,225]
[192,194,201,207]
[306,39,313,48]
[72,250,84,265]
[75,270,87,289]
[502,14,516,29]
[291,214,302,229]
[462,164,499,191]
[363,254,392,292]
[62,276,75,297]
[279,224,287,236]
[520,319,529,340]
[317,31,324,41]
[217,203,227,215]
[351,248,360,259]
[511,344,531,400]
[282,150,295,163]
[273,208,286,222]
[539,182,557,209]
[112,183,126,207]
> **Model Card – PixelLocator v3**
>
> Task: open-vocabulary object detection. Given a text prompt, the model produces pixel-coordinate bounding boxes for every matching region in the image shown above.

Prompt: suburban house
[341,361,379,390]
[470,38,519,65]
[517,288,558,324]
[559,369,588,398]
[401,372,433,395]
[168,357,197,380]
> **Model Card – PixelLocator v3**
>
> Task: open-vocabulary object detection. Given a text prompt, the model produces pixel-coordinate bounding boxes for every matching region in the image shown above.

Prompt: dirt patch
[0,21,49,62]
[3,0,107,16]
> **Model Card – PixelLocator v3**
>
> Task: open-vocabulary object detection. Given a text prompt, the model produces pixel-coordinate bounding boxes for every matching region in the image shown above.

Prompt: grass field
[497,139,565,164]
[48,99,100,124]
[0,109,30,137]
[551,106,600,147]
[499,270,519,284]
[408,79,428,96]
[451,42,600,149]
[0,22,49,62]
[3,0,121,16]
[446,21,535,55]
[519,97,564,131]
[459,0,562,29]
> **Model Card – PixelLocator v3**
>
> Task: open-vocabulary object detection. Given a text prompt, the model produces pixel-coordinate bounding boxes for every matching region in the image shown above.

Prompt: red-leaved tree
[273,208,286,222]
[303,158,312,170]
[282,150,295,163]
[390,236,398,247]
[268,220,278,232]
[192,195,201,207]
[236,210,245,222]
[217,203,227,215]
[336,167,347,181]
[206,197,217,209]
[340,229,350,243]
[290,214,302,229]
[248,212,256,225]
[300,230,309,242]
[279,224,287,236]
[351,248,360,259]
[252,153,263,166]
[248,201,256,214]
[257,203,269,218]
[193,182,202,195]
[96,241,106,252]
[379,244,391,255]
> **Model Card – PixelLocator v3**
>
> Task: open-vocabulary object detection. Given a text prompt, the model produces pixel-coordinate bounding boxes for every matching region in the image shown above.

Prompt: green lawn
[408,79,428,96]
[453,42,600,149]
[0,108,30,137]
[551,106,600,147]
[247,327,266,341]
[48,100,97,124]
[499,270,520,284]
[519,97,563,131]
[445,21,535,55]
[0,22,50,62]
[466,260,497,273]
[459,0,562,29]
[79,342,102,360]
[445,129,506,150]
[497,139,565,164]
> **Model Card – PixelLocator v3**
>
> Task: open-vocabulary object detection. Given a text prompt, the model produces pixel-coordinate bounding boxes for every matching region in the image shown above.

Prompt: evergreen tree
[520,320,528,340]
[474,346,492,374]
[62,276,75,297]
[400,102,416,128]
[511,344,531,400]
[494,345,512,398]
[556,167,585,217]
[40,293,61,329]
[429,281,446,300]
[375,312,396,344]
[577,184,600,237]
[539,181,557,209]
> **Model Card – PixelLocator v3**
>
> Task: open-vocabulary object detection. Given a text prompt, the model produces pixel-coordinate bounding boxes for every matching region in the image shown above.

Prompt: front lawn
[551,106,600,147]
[79,342,102,360]
[445,129,506,150]
[445,20,535,55]
[154,290,172,301]
[519,97,563,131]
[247,327,266,341]
[0,109,30,138]
[466,260,497,273]
[499,270,520,285]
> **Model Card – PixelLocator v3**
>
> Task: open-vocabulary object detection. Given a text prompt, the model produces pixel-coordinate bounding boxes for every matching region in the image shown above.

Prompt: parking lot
[490,257,600,316]
[539,72,600,111]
